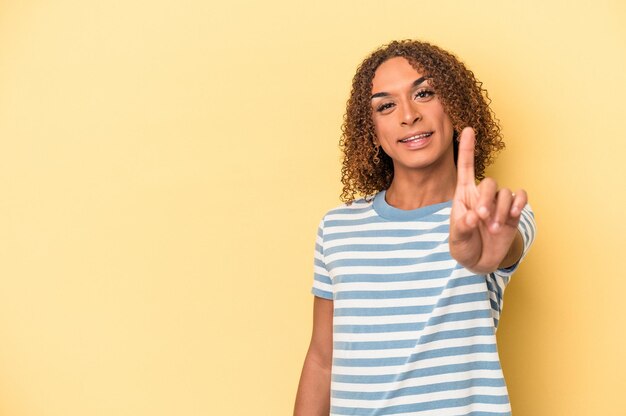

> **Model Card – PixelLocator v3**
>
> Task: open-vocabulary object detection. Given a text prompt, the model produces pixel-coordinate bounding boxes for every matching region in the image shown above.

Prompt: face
[370,57,455,176]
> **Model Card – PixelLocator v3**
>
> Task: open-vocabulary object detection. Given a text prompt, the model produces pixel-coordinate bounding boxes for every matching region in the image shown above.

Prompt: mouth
[398,132,433,143]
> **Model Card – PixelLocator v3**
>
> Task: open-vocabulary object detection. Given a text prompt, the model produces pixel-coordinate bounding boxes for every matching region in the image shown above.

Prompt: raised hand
[449,127,527,274]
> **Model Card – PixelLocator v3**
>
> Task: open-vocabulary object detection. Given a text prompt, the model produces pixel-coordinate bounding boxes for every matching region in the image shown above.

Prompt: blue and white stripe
[311,191,536,415]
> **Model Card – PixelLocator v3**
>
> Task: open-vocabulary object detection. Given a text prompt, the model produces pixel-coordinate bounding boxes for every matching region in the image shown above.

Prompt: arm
[294,296,333,416]
[498,229,524,269]
[450,127,529,274]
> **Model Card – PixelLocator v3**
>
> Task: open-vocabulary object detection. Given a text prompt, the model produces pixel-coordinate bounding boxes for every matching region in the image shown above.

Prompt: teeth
[400,132,431,143]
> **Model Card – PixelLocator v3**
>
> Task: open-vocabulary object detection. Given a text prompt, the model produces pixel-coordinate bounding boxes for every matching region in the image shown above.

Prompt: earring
[373,144,381,165]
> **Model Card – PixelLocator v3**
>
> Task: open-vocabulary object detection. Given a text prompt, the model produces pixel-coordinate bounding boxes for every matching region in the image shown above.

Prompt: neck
[384,162,457,210]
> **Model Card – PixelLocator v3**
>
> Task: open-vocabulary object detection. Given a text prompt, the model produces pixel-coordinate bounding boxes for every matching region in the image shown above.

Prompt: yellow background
[1,1,625,415]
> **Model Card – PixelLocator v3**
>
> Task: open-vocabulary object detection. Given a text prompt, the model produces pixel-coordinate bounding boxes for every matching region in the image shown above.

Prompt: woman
[294,40,536,416]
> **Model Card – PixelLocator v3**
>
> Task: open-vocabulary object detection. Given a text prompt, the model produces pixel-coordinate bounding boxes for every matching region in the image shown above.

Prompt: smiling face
[371,57,455,178]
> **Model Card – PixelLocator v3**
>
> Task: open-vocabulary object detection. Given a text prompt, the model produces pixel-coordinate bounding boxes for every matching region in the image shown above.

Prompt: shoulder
[319,195,376,225]
[518,203,536,234]
[517,203,537,246]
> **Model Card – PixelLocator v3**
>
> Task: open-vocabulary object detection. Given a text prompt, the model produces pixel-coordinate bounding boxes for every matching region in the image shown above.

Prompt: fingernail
[478,206,489,217]
[491,222,500,232]
[510,205,520,216]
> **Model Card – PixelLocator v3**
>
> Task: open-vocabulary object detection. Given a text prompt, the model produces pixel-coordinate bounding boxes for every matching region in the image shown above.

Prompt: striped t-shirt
[311,190,536,416]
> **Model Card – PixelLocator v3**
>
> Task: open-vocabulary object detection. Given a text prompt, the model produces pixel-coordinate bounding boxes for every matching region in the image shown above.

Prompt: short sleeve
[486,203,536,328]
[311,218,333,300]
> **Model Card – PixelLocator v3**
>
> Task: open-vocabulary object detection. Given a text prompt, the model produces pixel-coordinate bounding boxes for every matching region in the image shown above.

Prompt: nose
[400,101,421,126]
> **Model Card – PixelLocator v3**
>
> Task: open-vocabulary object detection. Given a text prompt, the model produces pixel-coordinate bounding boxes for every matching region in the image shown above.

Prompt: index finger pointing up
[456,127,476,186]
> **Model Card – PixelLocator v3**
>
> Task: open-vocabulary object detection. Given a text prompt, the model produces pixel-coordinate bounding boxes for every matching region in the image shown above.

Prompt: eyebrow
[370,76,429,100]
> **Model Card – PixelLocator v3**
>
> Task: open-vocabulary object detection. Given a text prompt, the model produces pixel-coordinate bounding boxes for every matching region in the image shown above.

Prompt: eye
[414,89,435,101]
[375,102,395,113]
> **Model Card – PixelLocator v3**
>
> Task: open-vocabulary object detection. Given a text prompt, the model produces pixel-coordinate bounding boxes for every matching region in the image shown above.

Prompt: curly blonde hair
[340,40,504,203]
